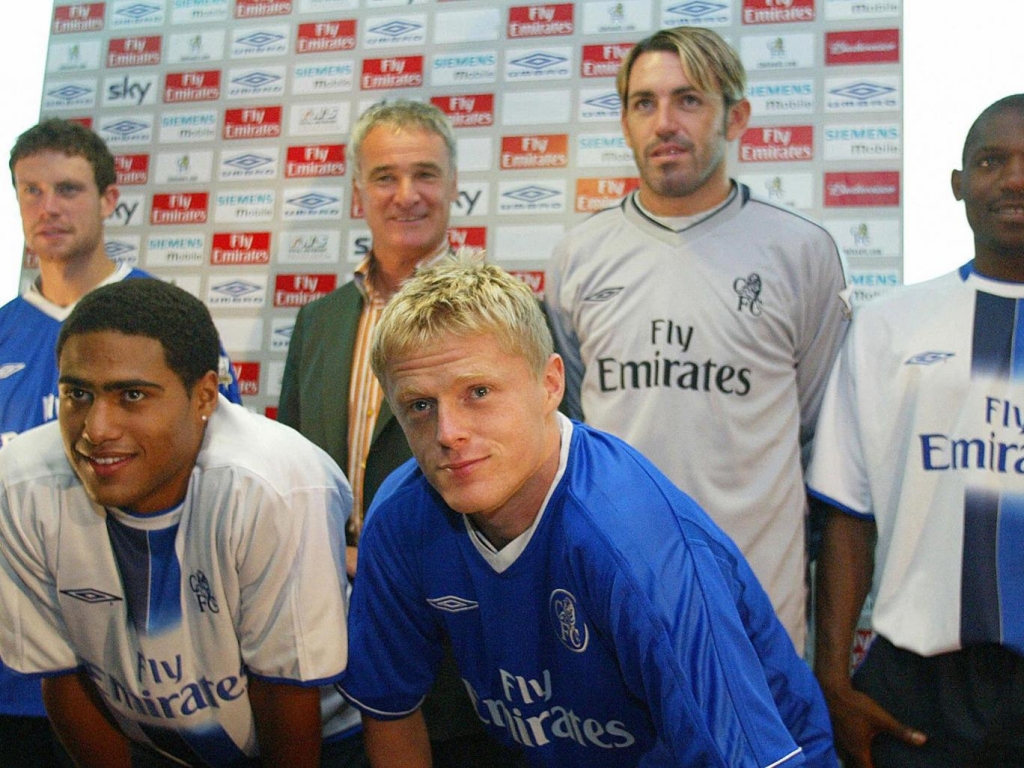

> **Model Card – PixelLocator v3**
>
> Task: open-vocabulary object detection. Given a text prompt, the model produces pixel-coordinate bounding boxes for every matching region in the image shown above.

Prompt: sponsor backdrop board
[32,0,902,414]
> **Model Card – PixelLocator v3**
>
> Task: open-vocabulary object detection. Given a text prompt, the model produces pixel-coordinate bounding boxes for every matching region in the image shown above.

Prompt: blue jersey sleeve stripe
[335,684,424,720]
[764,746,803,767]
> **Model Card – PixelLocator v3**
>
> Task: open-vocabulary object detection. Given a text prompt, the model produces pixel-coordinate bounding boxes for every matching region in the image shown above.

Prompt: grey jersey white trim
[545,185,849,650]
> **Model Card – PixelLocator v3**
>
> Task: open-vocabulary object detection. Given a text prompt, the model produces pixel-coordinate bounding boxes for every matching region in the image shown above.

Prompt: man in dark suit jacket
[279,278,408,523]
[279,100,520,768]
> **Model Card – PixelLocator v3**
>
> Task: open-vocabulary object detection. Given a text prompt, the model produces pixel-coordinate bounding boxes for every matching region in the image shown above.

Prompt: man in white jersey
[339,259,837,767]
[808,95,1024,767]
[0,278,359,767]
[0,118,240,767]
[545,27,850,652]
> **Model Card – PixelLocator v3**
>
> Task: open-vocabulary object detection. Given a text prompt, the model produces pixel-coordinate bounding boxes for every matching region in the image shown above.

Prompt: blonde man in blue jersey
[340,258,837,767]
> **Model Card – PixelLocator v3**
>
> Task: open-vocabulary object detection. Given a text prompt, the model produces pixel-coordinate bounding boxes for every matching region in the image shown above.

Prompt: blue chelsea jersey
[342,420,836,767]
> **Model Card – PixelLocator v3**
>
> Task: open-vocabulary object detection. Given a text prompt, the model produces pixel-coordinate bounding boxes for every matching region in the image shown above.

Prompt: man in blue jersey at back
[339,258,837,767]
[0,118,240,766]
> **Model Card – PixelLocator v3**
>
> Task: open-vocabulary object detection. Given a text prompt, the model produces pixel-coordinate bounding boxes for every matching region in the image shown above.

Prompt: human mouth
[648,142,692,160]
[37,227,70,239]
[441,457,485,478]
[82,452,132,478]
[991,199,1024,215]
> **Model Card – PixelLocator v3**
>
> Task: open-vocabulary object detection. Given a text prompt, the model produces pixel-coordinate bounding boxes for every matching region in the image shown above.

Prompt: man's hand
[346,544,359,578]
[249,677,322,767]
[43,669,130,768]
[364,711,431,768]
[821,681,926,768]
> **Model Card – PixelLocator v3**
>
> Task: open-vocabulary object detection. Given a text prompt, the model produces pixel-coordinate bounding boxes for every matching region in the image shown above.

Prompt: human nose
[81,399,121,445]
[1003,156,1024,190]
[435,404,469,448]
[653,101,678,137]
[394,175,421,206]
[39,189,63,216]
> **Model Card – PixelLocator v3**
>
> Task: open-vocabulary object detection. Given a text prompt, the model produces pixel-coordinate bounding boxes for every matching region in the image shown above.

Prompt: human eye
[122,389,146,403]
[56,182,82,197]
[629,96,655,113]
[469,385,489,400]
[407,398,433,415]
[678,92,703,110]
[60,385,92,404]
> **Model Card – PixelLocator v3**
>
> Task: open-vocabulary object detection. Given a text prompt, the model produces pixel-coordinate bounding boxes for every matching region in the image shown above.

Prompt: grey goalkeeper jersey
[545,185,850,650]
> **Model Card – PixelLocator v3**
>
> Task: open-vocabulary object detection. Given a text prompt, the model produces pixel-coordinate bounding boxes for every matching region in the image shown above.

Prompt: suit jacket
[278,279,507,747]
[278,280,412,523]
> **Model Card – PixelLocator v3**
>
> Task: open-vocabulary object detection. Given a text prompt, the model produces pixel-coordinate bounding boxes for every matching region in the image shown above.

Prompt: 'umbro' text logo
[0,363,26,379]
[583,287,623,302]
[427,595,479,613]
[60,588,122,604]
[905,352,955,365]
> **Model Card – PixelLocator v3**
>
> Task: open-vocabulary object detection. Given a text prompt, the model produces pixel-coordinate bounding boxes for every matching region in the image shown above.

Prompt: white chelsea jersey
[809,263,1024,657]
[0,398,356,764]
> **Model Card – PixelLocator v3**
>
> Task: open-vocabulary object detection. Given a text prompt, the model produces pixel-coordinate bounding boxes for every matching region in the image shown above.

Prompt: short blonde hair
[616,26,746,107]
[371,258,552,388]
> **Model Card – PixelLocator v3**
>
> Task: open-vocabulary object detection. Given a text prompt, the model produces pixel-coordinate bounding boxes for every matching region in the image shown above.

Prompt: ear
[951,169,964,201]
[447,167,459,205]
[192,370,220,423]
[620,108,635,154]
[352,179,364,213]
[725,98,751,142]
[99,184,120,219]
[542,353,565,416]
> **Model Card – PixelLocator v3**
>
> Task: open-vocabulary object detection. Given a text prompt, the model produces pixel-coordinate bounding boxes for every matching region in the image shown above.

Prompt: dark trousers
[854,636,1024,767]
[0,715,75,768]
[128,730,367,767]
